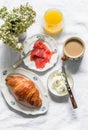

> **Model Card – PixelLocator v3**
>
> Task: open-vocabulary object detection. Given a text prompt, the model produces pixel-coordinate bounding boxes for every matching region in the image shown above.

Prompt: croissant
[5,75,42,107]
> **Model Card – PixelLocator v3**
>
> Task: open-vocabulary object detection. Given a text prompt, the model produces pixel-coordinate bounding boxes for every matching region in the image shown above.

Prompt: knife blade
[62,66,77,109]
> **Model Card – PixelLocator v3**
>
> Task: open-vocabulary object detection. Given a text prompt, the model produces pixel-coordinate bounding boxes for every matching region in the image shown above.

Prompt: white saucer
[21,34,59,72]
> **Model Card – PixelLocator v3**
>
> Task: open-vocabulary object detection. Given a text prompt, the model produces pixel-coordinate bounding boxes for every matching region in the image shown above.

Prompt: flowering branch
[0,3,36,51]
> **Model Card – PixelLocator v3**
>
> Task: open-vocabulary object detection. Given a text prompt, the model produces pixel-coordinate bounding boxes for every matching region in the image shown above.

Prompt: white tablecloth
[0,0,88,130]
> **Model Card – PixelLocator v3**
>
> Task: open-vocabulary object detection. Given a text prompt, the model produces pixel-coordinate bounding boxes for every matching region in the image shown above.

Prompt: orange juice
[43,9,63,34]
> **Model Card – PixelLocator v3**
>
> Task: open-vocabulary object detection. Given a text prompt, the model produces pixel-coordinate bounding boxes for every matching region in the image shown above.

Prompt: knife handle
[12,50,31,69]
[67,86,78,109]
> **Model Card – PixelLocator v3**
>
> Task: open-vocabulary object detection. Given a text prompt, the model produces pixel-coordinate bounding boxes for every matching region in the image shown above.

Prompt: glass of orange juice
[43,9,63,35]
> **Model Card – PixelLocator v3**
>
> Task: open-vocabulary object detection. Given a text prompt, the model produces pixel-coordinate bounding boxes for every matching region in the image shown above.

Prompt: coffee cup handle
[61,55,68,61]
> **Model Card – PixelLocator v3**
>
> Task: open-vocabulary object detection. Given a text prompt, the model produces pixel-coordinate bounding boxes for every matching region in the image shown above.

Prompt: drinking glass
[43,9,63,34]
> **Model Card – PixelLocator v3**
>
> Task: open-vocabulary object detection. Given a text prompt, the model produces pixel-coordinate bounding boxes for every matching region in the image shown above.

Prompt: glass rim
[44,8,63,14]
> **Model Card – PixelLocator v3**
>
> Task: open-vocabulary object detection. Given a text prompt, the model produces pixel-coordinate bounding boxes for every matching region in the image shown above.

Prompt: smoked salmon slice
[30,40,55,68]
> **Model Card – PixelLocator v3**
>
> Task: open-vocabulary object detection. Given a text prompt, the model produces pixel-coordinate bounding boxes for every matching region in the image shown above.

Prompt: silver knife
[62,66,77,109]
[12,50,31,69]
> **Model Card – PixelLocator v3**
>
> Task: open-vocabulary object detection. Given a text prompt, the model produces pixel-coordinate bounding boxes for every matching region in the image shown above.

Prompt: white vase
[1,45,20,69]
[18,32,27,42]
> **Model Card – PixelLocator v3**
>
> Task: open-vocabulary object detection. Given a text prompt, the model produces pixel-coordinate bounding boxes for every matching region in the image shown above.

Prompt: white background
[0,0,88,130]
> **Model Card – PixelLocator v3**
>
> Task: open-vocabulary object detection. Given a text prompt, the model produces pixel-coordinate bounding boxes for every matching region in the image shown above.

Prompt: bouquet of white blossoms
[0,3,36,52]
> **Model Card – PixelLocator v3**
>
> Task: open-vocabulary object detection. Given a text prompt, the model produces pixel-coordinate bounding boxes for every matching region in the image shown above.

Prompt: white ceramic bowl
[47,69,74,96]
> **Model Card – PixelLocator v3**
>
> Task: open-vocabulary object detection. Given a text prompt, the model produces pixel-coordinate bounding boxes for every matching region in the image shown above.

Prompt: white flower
[16,42,23,49]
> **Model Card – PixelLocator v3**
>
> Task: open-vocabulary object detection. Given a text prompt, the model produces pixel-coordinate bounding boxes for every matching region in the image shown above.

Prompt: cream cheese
[51,69,67,94]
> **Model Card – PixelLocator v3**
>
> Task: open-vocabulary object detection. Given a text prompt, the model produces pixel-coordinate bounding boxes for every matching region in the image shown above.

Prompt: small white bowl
[47,69,74,96]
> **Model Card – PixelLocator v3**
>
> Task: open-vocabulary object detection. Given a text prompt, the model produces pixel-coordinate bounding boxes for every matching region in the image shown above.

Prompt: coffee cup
[62,37,85,61]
